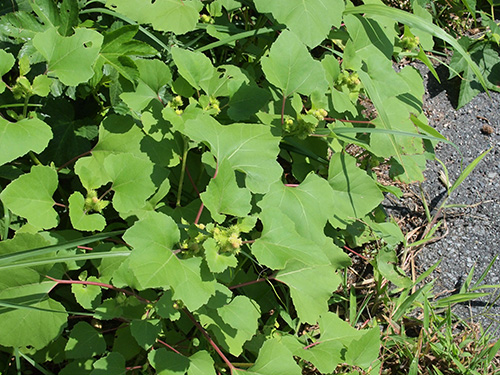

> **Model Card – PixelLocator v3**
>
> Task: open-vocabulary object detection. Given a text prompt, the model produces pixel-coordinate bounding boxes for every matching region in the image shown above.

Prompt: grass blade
[0,230,125,265]
[0,250,130,271]
[449,147,492,194]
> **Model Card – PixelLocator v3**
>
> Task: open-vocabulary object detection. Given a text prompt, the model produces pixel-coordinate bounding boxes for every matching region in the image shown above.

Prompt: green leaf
[375,246,411,288]
[0,117,52,166]
[298,312,379,372]
[105,0,203,35]
[227,83,271,121]
[241,338,302,375]
[33,27,103,86]
[0,49,15,93]
[261,30,328,97]
[0,11,46,43]
[124,212,215,310]
[188,350,216,375]
[328,152,384,226]
[198,295,261,356]
[254,0,343,47]
[120,59,172,112]
[277,261,342,323]
[171,46,215,91]
[68,192,106,232]
[148,348,190,375]
[75,115,146,189]
[31,74,52,97]
[251,210,330,270]
[256,175,350,269]
[65,321,106,359]
[155,290,181,321]
[343,4,489,93]
[103,153,156,213]
[96,25,157,84]
[201,160,252,223]
[0,165,58,229]
[90,352,126,375]
[130,319,162,349]
[30,0,60,29]
[58,0,80,36]
[204,238,238,273]
[0,282,67,350]
[71,276,102,310]
[183,114,281,194]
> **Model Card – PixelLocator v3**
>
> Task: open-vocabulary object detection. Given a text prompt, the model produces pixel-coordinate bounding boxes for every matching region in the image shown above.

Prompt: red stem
[303,341,321,350]
[53,202,67,208]
[45,275,150,303]
[157,339,183,355]
[229,274,276,290]
[281,94,287,125]
[57,150,92,172]
[185,167,200,196]
[343,245,369,261]
[194,203,204,226]
[183,308,237,374]
[77,245,93,251]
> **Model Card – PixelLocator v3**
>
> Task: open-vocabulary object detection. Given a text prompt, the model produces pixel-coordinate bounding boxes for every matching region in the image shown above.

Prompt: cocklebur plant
[0,0,489,374]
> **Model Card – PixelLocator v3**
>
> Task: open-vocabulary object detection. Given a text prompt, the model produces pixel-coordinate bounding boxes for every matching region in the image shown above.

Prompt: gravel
[388,61,500,336]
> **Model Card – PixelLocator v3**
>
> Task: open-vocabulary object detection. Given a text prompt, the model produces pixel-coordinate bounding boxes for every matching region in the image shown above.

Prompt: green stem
[22,96,29,119]
[176,137,189,207]
[2,201,10,241]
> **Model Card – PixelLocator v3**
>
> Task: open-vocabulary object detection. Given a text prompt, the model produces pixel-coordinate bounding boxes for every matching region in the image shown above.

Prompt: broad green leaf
[343,4,489,93]
[130,319,161,349]
[251,210,330,269]
[328,152,384,226]
[299,312,379,372]
[0,11,46,42]
[204,237,237,273]
[257,175,350,268]
[198,295,261,356]
[155,290,181,321]
[188,350,216,375]
[75,115,146,189]
[0,282,67,349]
[0,117,52,166]
[183,114,281,194]
[120,59,172,112]
[0,165,58,229]
[103,153,156,213]
[96,25,157,84]
[241,338,302,375]
[33,27,103,86]
[342,14,394,70]
[30,0,60,29]
[105,0,203,35]
[358,55,425,183]
[65,321,106,359]
[71,276,102,310]
[261,30,328,97]
[375,246,411,288]
[201,160,252,223]
[171,46,215,91]
[90,352,126,375]
[68,192,106,232]
[31,74,52,97]
[148,348,190,375]
[59,359,94,375]
[0,49,14,93]
[277,261,342,323]
[254,0,343,47]
[227,83,271,121]
[58,0,80,36]
[124,212,215,310]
